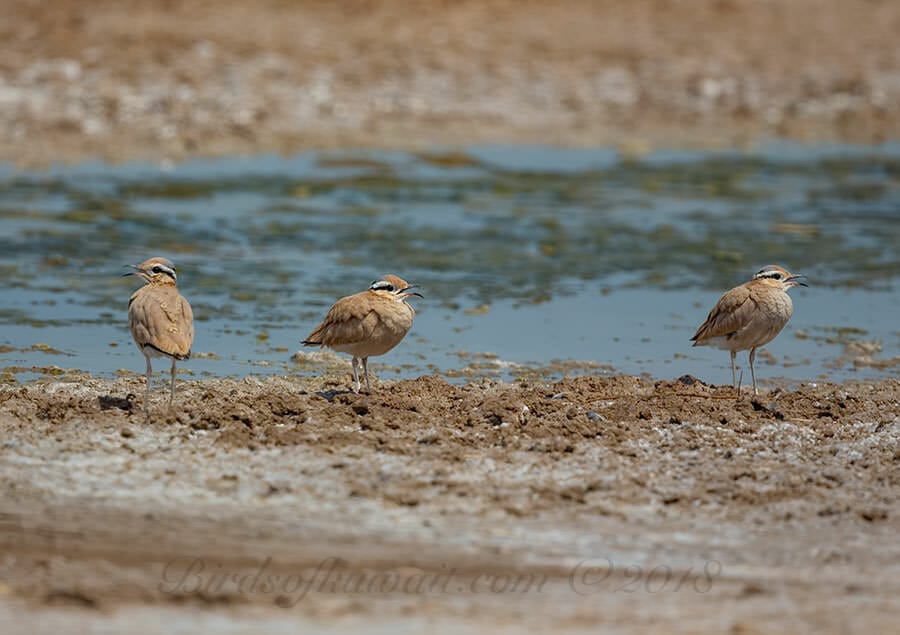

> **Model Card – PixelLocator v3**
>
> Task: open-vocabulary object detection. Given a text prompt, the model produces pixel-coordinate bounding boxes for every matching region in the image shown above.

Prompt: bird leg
[168,359,177,410]
[351,356,361,393]
[749,347,758,396]
[144,354,153,414]
[730,350,737,388]
[362,357,371,393]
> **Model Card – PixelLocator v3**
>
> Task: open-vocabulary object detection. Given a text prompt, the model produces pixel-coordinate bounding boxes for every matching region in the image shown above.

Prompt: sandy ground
[2,0,900,166]
[1,371,898,632]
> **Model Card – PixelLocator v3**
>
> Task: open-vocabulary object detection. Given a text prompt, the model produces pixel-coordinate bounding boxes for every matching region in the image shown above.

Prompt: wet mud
[1,372,898,632]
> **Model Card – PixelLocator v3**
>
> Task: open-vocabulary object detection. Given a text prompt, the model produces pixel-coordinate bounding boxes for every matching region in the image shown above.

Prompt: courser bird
[124,257,194,411]
[690,264,807,395]
[302,275,422,393]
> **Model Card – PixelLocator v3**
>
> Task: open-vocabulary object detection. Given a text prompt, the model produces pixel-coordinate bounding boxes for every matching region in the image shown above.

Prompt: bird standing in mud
[125,257,194,412]
[691,264,807,395]
[302,275,422,393]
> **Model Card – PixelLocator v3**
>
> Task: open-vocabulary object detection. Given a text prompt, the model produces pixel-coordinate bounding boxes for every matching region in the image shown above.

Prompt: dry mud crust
[0,373,899,632]
[3,0,900,166]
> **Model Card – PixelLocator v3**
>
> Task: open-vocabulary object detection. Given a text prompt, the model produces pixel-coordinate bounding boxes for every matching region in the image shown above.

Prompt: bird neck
[147,279,178,289]
[750,279,786,292]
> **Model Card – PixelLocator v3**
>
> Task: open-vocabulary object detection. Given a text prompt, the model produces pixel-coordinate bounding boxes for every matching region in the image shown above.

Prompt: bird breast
[731,288,794,351]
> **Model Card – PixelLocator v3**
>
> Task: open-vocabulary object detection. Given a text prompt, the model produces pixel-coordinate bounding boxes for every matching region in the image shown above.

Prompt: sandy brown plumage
[125,257,194,411]
[303,274,421,392]
[691,265,807,395]
[128,286,194,360]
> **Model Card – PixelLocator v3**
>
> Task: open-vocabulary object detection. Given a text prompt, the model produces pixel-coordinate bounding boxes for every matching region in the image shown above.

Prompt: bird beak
[787,274,808,287]
[122,264,140,277]
[401,285,424,298]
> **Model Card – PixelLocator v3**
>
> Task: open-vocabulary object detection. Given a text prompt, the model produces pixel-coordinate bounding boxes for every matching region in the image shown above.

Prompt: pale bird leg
[351,356,361,393]
[749,347,758,396]
[144,354,153,412]
[362,357,371,393]
[168,358,177,410]
[730,350,737,388]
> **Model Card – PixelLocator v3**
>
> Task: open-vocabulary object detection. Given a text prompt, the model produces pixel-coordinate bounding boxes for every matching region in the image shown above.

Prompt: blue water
[1,143,898,386]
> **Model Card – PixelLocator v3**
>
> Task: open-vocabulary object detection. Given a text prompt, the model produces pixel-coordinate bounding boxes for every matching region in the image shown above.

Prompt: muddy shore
[2,0,900,167]
[1,372,898,632]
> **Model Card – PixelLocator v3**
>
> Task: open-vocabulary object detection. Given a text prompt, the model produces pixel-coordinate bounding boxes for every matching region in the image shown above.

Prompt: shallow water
[1,143,898,387]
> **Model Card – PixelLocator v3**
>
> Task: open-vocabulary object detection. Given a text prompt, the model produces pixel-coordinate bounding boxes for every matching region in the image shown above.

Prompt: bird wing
[129,286,194,359]
[691,285,756,343]
[302,292,382,347]
[177,293,194,356]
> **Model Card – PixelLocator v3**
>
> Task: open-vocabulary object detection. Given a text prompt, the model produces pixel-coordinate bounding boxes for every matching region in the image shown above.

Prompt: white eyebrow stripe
[152,264,177,279]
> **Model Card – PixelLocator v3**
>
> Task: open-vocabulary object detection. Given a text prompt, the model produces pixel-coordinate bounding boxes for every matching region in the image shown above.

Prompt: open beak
[401,284,424,298]
[787,274,808,287]
[122,264,141,277]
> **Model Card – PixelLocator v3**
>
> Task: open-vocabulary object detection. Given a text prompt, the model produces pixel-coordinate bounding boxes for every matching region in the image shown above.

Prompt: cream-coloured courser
[124,257,194,410]
[302,275,422,393]
[691,265,807,395]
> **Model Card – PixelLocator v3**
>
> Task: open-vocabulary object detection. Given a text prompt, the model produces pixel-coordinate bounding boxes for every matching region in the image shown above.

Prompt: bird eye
[384,284,395,292]
[771,273,782,280]
[151,266,162,273]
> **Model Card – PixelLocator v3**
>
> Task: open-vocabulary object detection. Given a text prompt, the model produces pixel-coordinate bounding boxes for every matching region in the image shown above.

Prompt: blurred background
[2,0,900,165]
[0,0,898,384]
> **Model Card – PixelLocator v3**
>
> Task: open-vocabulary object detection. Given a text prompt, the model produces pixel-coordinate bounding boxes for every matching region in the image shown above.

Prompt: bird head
[751,264,808,290]
[123,257,178,285]
[370,274,424,301]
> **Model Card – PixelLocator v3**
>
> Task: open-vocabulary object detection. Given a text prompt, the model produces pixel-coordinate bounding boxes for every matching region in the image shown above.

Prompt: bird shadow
[315,388,359,402]
[98,393,136,411]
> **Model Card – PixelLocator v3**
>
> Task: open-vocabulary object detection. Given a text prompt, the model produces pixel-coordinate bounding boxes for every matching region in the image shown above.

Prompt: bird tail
[145,343,190,360]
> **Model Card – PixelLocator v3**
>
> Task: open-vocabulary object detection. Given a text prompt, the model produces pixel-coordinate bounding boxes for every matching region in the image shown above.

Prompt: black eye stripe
[147,264,176,279]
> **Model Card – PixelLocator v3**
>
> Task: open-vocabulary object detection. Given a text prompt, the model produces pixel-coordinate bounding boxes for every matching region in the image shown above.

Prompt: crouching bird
[302,275,422,393]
